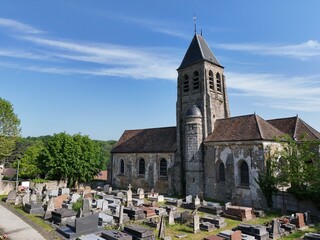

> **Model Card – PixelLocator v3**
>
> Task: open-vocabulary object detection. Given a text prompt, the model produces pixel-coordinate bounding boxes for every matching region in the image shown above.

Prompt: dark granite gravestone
[23,202,45,215]
[56,213,101,239]
[304,211,311,226]
[165,198,182,207]
[280,223,296,234]
[51,208,77,225]
[124,207,145,220]
[6,190,17,204]
[233,223,269,240]
[180,211,191,224]
[303,233,320,240]
[101,230,133,240]
[124,225,155,240]
[218,230,244,240]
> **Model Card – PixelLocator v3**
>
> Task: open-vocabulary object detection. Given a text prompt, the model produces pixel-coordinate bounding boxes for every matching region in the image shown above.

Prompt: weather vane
[193,15,197,34]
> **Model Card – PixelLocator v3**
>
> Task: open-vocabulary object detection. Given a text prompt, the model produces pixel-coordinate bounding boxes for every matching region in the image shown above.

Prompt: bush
[72,198,83,212]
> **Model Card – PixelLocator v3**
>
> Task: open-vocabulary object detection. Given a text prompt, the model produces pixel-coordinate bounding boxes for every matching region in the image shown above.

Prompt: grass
[0,195,7,202]
[13,206,55,233]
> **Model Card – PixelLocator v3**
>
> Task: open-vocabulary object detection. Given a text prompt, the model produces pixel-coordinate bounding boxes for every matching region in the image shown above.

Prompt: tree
[276,135,320,202]
[0,98,21,161]
[38,132,102,187]
[12,140,44,179]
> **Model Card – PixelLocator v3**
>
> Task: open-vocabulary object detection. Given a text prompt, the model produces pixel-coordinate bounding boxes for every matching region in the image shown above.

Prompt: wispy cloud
[216,40,320,60]
[0,18,42,34]
[227,72,320,112]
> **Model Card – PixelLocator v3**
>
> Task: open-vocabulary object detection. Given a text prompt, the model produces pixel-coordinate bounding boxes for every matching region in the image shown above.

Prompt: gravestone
[59,187,70,196]
[200,222,216,232]
[185,195,192,204]
[103,184,110,193]
[304,211,311,226]
[168,210,175,225]
[138,188,144,200]
[14,195,22,205]
[99,213,115,227]
[6,190,17,204]
[119,204,124,225]
[303,233,320,240]
[56,213,100,239]
[158,216,165,240]
[117,191,124,198]
[44,197,55,220]
[269,218,281,239]
[291,213,306,229]
[126,184,133,207]
[83,186,92,196]
[82,198,91,217]
[51,208,77,225]
[30,193,37,202]
[194,195,201,207]
[22,193,30,206]
[102,200,109,212]
[23,202,45,215]
[124,225,155,240]
[71,193,81,203]
[50,189,59,197]
[201,215,227,229]
[101,230,132,240]
[193,212,200,234]
[108,186,112,194]
[234,223,269,240]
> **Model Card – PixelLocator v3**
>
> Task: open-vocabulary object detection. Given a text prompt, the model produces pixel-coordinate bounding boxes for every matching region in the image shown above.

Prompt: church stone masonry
[111,34,320,208]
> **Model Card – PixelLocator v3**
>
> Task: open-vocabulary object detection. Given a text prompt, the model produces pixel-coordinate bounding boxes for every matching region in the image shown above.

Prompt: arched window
[218,162,225,182]
[240,161,249,186]
[120,159,124,174]
[216,73,221,92]
[159,158,167,177]
[193,71,199,90]
[209,70,214,91]
[139,158,145,175]
[183,74,189,93]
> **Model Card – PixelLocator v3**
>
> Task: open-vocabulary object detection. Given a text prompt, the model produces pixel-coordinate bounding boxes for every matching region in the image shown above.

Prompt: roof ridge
[293,115,299,140]
[267,116,297,122]
[124,126,176,132]
[298,118,320,139]
[254,114,264,140]
[196,35,205,59]
[216,113,255,121]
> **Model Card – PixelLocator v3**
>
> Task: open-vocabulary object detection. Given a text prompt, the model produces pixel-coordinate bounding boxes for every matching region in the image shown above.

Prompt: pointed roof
[178,34,223,70]
[267,116,320,141]
[111,126,177,153]
[205,114,285,142]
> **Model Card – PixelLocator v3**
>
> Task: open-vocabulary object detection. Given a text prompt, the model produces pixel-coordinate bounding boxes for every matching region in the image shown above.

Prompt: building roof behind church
[267,116,320,140]
[178,34,222,70]
[205,114,285,142]
[111,126,177,153]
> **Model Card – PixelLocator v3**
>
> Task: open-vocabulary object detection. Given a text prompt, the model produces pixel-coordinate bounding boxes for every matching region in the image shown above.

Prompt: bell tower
[176,34,230,195]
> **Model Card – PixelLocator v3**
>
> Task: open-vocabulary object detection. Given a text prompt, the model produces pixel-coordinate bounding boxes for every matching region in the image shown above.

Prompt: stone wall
[0,180,15,195]
[112,152,175,194]
[204,141,282,208]
[273,191,320,217]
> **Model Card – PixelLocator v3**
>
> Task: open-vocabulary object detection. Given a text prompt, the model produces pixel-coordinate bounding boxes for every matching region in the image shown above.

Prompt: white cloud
[227,72,320,112]
[0,18,42,34]
[216,40,320,60]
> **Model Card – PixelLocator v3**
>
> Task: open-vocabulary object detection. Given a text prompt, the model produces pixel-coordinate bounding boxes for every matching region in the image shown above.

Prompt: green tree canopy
[38,132,102,187]
[276,135,320,202]
[0,97,21,161]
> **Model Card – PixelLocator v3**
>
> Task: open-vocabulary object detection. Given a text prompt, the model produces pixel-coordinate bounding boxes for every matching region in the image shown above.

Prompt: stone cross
[119,203,124,226]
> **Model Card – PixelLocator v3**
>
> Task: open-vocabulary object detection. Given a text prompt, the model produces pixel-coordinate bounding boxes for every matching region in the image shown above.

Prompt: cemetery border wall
[273,191,320,218]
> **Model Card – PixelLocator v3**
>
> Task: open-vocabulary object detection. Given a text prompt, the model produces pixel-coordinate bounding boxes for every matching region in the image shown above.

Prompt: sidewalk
[0,204,45,240]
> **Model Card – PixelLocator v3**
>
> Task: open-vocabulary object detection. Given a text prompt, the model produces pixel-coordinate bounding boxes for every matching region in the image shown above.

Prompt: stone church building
[111,34,320,207]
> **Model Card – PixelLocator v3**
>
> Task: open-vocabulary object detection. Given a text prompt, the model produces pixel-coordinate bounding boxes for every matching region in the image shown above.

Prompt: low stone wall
[273,191,320,218]
[0,180,15,195]
[31,180,67,193]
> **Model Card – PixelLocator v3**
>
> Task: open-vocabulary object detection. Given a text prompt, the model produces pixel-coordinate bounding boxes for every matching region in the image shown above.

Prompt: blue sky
[0,1,320,140]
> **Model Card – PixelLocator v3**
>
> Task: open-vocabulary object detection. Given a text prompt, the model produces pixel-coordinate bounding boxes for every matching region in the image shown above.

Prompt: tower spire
[193,15,197,34]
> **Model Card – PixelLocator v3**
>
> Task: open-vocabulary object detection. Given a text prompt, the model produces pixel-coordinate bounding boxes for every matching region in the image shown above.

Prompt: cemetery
[1,183,320,240]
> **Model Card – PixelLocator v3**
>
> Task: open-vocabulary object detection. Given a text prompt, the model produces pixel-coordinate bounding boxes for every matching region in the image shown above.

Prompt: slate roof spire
[178,34,223,70]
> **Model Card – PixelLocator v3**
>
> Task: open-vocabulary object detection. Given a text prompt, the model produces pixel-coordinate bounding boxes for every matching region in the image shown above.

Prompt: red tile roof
[111,127,177,153]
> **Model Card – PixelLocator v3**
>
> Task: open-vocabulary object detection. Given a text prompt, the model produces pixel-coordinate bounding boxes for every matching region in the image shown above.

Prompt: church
[110,34,320,207]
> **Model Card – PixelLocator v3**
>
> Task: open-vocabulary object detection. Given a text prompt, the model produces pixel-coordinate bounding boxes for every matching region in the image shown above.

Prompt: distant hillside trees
[0,97,21,161]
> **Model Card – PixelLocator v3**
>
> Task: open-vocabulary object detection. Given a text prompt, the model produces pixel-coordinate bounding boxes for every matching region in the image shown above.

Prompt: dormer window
[209,70,214,91]
[193,71,199,90]
[183,74,189,93]
[216,73,222,93]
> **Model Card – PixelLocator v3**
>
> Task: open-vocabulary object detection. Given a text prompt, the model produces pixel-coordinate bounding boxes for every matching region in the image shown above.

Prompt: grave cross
[128,184,132,191]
